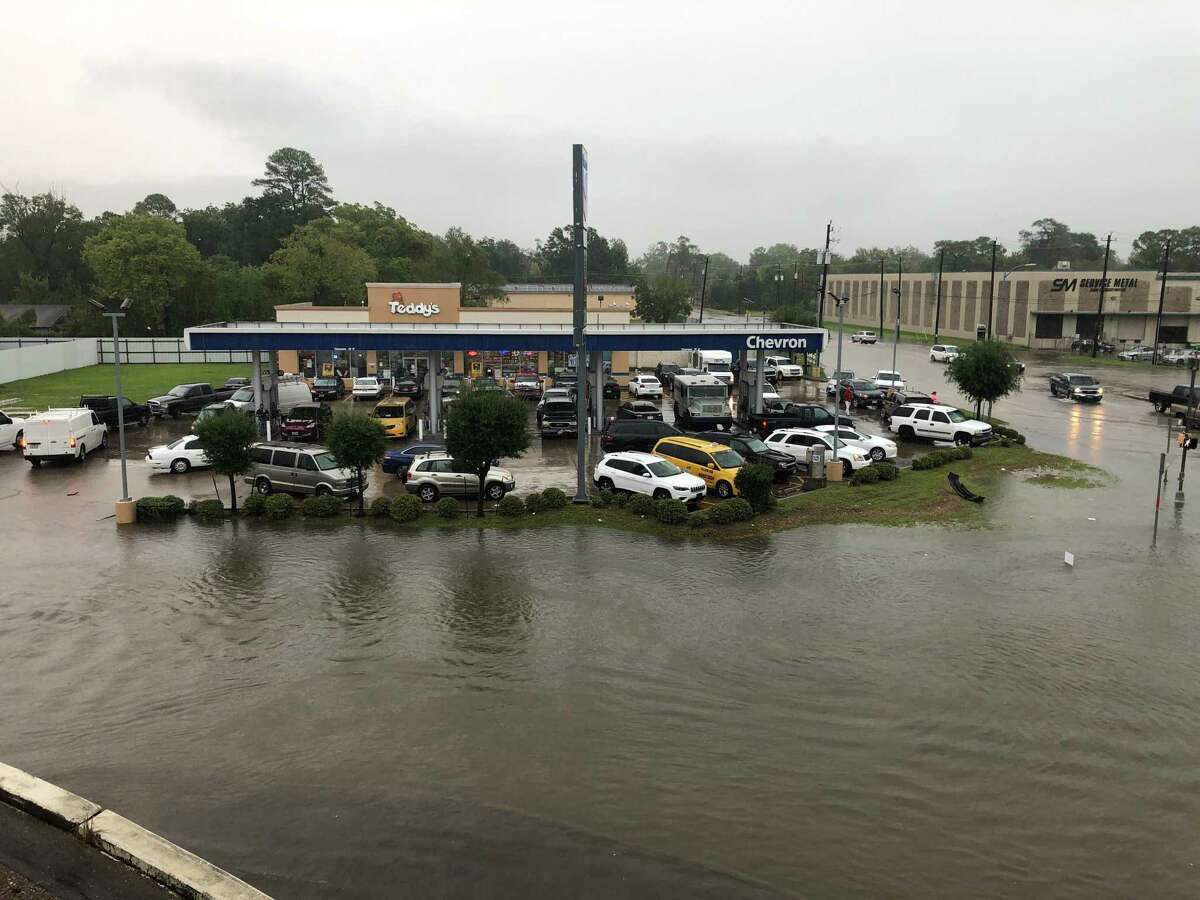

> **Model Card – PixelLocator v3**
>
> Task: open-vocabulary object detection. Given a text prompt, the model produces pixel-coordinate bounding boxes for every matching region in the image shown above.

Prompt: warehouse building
[820,270,1200,349]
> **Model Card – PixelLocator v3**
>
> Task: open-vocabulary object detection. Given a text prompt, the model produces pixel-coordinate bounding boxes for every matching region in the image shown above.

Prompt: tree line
[1,146,1195,334]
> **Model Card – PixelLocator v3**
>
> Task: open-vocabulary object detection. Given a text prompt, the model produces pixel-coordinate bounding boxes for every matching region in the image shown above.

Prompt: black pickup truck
[740,401,852,438]
[147,383,236,418]
[1149,384,1200,416]
[79,395,152,428]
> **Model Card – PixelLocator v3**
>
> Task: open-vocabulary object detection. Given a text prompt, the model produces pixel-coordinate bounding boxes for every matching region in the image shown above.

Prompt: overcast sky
[3,1,1198,260]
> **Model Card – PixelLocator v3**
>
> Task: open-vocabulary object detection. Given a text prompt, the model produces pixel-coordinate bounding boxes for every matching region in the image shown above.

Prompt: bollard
[114,499,137,525]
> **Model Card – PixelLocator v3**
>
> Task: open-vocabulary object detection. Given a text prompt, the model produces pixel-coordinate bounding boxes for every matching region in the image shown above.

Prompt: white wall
[0,339,99,386]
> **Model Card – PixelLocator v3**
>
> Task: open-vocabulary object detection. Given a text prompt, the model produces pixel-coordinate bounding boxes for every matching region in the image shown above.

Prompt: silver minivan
[244,442,363,497]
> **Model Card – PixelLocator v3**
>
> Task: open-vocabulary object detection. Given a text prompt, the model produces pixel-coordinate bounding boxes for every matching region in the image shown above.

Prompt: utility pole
[986,240,997,340]
[1177,358,1198,510]
[697,255,709,323]
[1092,233,1112,358]
[571,144,589,504]
[934,248,945,342]
[816,221,832,333]
[736,265,743,317]
[878,256,886,335]
[1152,237,1172,366]
[891,256,903,381]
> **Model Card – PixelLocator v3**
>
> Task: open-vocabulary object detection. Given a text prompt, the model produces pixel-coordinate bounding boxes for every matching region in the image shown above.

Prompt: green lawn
[0,363,251,411]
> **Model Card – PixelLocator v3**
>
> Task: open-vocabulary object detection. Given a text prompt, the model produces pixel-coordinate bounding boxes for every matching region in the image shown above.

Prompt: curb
[0,762,271,899]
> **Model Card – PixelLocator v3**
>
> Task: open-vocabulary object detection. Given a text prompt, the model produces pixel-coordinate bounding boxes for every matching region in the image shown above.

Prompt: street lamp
[826,291,849,478]
[88,297,134,519]
[990,263,1036,340]
[744,298,756,324]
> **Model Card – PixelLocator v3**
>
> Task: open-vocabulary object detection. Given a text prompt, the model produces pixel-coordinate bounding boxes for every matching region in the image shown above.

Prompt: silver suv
[403,453,515,502]
[244,442,363,497]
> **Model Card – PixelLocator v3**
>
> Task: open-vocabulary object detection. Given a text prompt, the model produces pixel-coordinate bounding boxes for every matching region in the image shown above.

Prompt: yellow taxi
[651,435,744,499]
[371,397,416,439]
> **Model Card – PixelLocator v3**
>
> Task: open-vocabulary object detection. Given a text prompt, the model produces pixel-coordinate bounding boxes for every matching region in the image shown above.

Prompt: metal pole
[891,257,902,382]
[698,255,709,323]
[934,249,944,342]
[987,241,997,339]
[753,347,765,415]
[1092,233,1112,358]
[571,143,589,503]
[816,221,831,332]
[1152,237,1171,366]
[109,313,130,502]
[1178,359,1198,509]
[878,256,885,335]
[832,295,844,471]
[1153,451,1166,547]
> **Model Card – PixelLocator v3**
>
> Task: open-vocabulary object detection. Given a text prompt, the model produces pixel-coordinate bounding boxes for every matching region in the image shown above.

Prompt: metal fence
[97,337,253,364]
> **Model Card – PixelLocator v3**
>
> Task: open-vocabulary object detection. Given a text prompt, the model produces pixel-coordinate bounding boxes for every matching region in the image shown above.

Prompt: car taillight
[68,434,77,448]
[19,435,27,449]
[761,420,768,430]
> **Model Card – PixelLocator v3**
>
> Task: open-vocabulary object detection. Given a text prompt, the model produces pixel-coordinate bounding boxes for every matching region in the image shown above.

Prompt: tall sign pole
[986,240,997,339]
[572,144,589,503]
[698,255,710,323]
[934,248,944,342]
[1092,233,1112,358]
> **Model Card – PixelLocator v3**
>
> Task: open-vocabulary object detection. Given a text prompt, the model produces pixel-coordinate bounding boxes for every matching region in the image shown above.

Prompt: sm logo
[1050,278,1077,293]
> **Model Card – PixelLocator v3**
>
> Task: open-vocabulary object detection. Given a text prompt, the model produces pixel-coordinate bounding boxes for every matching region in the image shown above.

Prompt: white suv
[873,370,906,390]
[763,427,871,479]
[851,331,877,344]
[764,356,804,379]
[929,344,959,363]
[593,451,706,505]
[628,374,663,398]
[887,403,992,445]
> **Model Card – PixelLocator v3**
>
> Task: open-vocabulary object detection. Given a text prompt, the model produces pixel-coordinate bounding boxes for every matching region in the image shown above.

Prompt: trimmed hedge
[496,494,526,517]
[655,498,689,525]
[708,498,754,524]
[189,498,226,520]
[628,493,657,517]
[435,497,461,519]
[136,495,186,521]
[264,494,295,520]
[734,463,776,513]
[541,487,569,509]
[241,494,267,516]
[912,445,972,470]
[390,494,423,523]
[611,490,630,508]
[369,496,393,518]
[688,510,711,528]
[302,494,344,518]
[524,491,548,513]
[850,466,880,485]
[591,490,613,508]
[875,462,899,481]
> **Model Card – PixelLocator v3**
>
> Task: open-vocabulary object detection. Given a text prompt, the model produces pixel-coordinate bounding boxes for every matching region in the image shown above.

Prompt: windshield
[315,378,338,387]
[166,436,189,449]
[231,387,254,401]
[312,451,341,471]
[877,371,900,379]
[712,449,744,468]
[706,363,731,373]
[356,378,377,385]
[373,406,408,418]
[167,385,190,397]
[544,402,575,416]
[740,437,769,453]
[849,381,874,390]
[944,346,959,352]
[647,460,682,477]
[1068,375,1097,385]
[833,371,854,380]
[287,408,318,421]
[946,411,967,423]
[640,376,660,384]
[685,385,726,398]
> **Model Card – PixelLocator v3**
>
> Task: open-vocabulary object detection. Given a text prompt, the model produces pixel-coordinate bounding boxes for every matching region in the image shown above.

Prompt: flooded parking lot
[2,350,1199,897]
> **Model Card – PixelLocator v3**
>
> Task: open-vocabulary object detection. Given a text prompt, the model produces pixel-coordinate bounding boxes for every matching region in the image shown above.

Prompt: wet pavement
[2,351,1199,897]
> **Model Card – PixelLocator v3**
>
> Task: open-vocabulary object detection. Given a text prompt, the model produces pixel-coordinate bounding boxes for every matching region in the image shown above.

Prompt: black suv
[843,379,886,409]
[695,431,798,481]
[655,363,682,388]
[601,419,682,453]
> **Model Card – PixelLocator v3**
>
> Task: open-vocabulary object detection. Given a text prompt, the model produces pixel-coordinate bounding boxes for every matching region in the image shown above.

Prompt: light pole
[744,298,756,324]
[89,297,134,516]
[890,256,903,384]
[827,291,849,478]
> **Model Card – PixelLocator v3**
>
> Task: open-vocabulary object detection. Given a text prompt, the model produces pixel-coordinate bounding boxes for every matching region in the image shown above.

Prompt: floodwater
[2,348,1199,897]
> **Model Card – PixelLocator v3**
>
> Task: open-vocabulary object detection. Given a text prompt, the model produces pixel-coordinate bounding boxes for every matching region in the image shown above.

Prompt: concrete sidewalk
[0,801,168,900]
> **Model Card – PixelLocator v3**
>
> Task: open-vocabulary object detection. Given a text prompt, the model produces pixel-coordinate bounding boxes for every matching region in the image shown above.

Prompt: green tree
[931,237,1008,271]
[0,308,37,337]
[422,227,504,306]
[636,236,700,281]
[478,237,531,281]
[445,387,530,517]
[252,147,334,218]
[83,214,202,334]
[534,226,630,282]
[180,205,235,258]
[262,220,377,306]
[634,274,692,323]
[193,408,258,513]
[131,193,178,219]
[332,202,435,281]
[1018,218,1104,269]
[945,340,1023,418]
[325,411,388,514]
[0,191,97,301]
[204,255,270,321]
[1129,227,1200,270]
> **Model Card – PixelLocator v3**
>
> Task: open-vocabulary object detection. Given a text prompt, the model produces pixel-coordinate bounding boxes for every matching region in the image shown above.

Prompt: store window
[1159,325,1189,344]
[1034,315,1063,339]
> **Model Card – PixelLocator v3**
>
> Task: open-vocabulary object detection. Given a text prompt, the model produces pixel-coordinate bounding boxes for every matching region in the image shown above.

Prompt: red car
[279,403,332,442]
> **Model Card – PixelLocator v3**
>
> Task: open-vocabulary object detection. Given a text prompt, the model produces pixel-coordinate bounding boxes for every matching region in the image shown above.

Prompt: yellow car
[371,398,416,439]
[651,435,744,499]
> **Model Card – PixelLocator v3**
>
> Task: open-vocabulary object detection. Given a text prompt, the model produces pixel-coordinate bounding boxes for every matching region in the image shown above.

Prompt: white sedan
[763,428,871,479]
[628,375,663,398]
[147,435,210,474]
[593,451,706,504]
[0,410,26,450]
[873,370,907,390]
[815,424,898,462]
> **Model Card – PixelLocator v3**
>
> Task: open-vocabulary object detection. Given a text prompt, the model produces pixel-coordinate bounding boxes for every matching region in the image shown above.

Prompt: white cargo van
[228,380,313,414]
[21,408,108,466]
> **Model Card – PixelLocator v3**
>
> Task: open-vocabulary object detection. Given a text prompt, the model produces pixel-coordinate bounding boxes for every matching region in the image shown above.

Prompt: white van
[688,350,734,385]
[228,381,313,414]
[21,408,108,466]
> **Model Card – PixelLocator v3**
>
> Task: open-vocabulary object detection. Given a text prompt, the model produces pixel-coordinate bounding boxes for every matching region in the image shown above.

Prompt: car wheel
[29,458,41,468]
[315,484,332,497]
[870,447,885,462]
[12,430,21,450]
[597,476,614,492]
[652,488,670,500]
[170,458,190,474]
[254,477,273,495]
[954,432,971,446]
[716,480,734,499]
[100,432,108,449]
[418,484,438,503]
[485,483,505,501]
[899,425,915,440]
[138,414,149,427]
[75,444,86,462]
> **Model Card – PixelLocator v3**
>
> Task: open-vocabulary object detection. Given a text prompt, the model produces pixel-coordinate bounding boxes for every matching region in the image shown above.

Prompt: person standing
[931,390,939,405]
[842,383,854,415]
